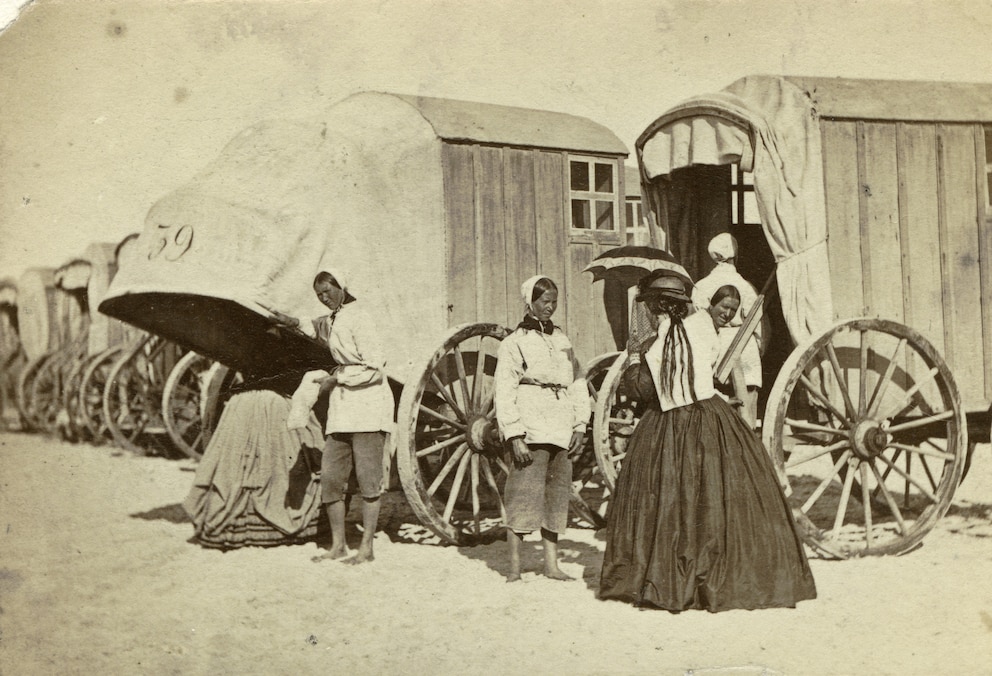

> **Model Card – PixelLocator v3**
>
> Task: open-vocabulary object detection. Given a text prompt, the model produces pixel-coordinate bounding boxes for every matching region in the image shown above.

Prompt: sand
[1,431,990,675]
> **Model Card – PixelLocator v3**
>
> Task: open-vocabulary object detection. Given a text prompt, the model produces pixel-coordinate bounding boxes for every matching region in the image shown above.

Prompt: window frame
[567,154,623,244]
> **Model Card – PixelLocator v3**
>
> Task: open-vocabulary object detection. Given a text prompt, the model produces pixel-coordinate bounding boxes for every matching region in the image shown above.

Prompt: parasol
[582,245,692,289]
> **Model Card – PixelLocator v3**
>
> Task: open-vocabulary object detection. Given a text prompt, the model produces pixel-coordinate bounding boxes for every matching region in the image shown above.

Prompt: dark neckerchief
[517,314,555,335]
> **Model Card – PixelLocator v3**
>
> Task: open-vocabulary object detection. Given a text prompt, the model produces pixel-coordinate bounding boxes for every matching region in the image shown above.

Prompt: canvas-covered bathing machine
[592,75,992,558]
[100,92,637,543]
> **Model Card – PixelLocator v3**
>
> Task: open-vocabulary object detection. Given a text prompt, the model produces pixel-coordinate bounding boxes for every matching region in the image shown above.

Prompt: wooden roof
[740,75,992,123]
[385,93,629,155]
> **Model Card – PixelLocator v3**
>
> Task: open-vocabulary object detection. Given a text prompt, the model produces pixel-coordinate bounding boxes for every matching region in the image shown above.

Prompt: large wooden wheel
[16,353,51,431]
[568,351,622,529]
[61,354,94,441]
[29,352,67,434]
[396,323,512,545]
[103,335,173,456]
[79,345,124,442]
[199,362,242,453]
[762,318,967,558]
[162,351,213,460]
[592,350,645,491]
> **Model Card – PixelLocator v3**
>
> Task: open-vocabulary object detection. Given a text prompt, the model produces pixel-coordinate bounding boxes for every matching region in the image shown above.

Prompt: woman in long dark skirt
[599,270,816,612]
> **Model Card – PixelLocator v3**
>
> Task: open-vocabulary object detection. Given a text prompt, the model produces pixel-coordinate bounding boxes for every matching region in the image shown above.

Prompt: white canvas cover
[101,93,447,381]
[82,243,124,355]
[0,279,15,308]
[16,268,56,360]
[637,76,833,347]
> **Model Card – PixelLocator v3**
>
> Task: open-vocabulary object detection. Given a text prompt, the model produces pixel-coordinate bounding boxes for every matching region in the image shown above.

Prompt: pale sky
[2,0,991,281]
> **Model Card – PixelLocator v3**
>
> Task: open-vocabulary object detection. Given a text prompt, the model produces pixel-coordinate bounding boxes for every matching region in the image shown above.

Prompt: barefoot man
[275,268,393,564]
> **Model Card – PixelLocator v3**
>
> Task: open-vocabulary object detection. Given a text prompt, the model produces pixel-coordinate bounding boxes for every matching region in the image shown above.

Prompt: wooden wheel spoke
[427,443,469,496]
[867,461,907,533]
[418,404,467,431]
[785,440,849,468]
[480,457,507,523]
[471,344,487,408]
[785,418,848,437]
[429,372,468,422]
[442,451,472,522]
[798,373,851,426]
[832,459,857,533]
[876,367,939,422]
[888,441,954,462]
[416,433,467,458]
[823,342,857,419]
[470,455,481,536]
[875,452,938,503]
[859,461,873,547]
[802,449,851,513]
[918,454,938,493]
[608,451,627,464]
[867,338,906,417]
[872,448,901,500]
[493,456,511,477]
[884,409,953,434]
[451,345,473,416]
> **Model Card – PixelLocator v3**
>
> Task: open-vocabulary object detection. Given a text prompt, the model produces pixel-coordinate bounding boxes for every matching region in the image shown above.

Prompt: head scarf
[708,233,738,264]
[315,266,356,305]
[517,274,556,335]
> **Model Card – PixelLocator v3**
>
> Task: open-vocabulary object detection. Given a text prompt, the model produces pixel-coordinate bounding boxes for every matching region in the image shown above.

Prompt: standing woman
[494,275,589,582]
[599,269,816,611]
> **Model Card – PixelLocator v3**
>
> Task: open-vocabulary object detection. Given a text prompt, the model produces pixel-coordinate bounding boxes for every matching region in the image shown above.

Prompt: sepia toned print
[2,1,991,674]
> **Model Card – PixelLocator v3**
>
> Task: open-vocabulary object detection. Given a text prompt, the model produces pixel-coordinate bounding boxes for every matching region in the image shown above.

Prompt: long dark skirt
[599,396,816,612]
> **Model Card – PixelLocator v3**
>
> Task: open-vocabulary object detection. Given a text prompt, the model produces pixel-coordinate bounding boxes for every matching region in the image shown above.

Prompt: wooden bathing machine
[99,92,631,381]
[625,75,992,558]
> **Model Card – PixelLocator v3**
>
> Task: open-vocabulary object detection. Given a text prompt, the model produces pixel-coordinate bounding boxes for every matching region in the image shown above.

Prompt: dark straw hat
[635,274,691,303]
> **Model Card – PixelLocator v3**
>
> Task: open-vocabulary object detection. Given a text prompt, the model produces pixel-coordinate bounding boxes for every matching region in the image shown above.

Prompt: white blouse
[643,310,720,411]
[309,303,394,434]
[494,327,590,449]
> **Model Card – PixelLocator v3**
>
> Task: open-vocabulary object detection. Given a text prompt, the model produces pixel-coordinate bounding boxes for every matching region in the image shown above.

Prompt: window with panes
[569,157,619,233]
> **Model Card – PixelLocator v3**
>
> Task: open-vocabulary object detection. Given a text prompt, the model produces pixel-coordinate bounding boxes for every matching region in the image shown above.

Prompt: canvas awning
[636,75,833,347]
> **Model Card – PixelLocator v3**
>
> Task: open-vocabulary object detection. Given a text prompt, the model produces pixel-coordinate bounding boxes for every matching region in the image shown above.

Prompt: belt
[520,377,568,399]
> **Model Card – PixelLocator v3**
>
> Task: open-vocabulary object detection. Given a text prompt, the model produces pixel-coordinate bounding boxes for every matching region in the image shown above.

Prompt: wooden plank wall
[820,119,989,409]
[821,121,864,320]
[936,124,984,407]
[441,143,621,366]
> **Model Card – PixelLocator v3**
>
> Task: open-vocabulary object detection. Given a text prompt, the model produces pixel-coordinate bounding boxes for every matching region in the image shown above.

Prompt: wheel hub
[850,419,890,459]
[467,415,501,454]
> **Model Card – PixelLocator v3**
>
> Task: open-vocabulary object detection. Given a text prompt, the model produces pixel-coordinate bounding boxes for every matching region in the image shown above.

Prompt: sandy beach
[1,431,990,675]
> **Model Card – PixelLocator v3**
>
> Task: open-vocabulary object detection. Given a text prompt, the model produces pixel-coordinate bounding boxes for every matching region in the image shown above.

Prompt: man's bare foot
[347,549,374,565]
[543,568,574,581]
[311,545,348,563]
[506,572,522,583]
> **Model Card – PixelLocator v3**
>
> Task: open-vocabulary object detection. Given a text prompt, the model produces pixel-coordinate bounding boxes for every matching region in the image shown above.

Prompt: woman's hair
[658,299,695,401]
[531,277,558,302]
[710,284,741,307]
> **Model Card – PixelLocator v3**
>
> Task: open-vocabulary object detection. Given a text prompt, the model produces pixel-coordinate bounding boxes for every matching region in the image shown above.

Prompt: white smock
[494,327,590,449]
[310,303,395,434]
